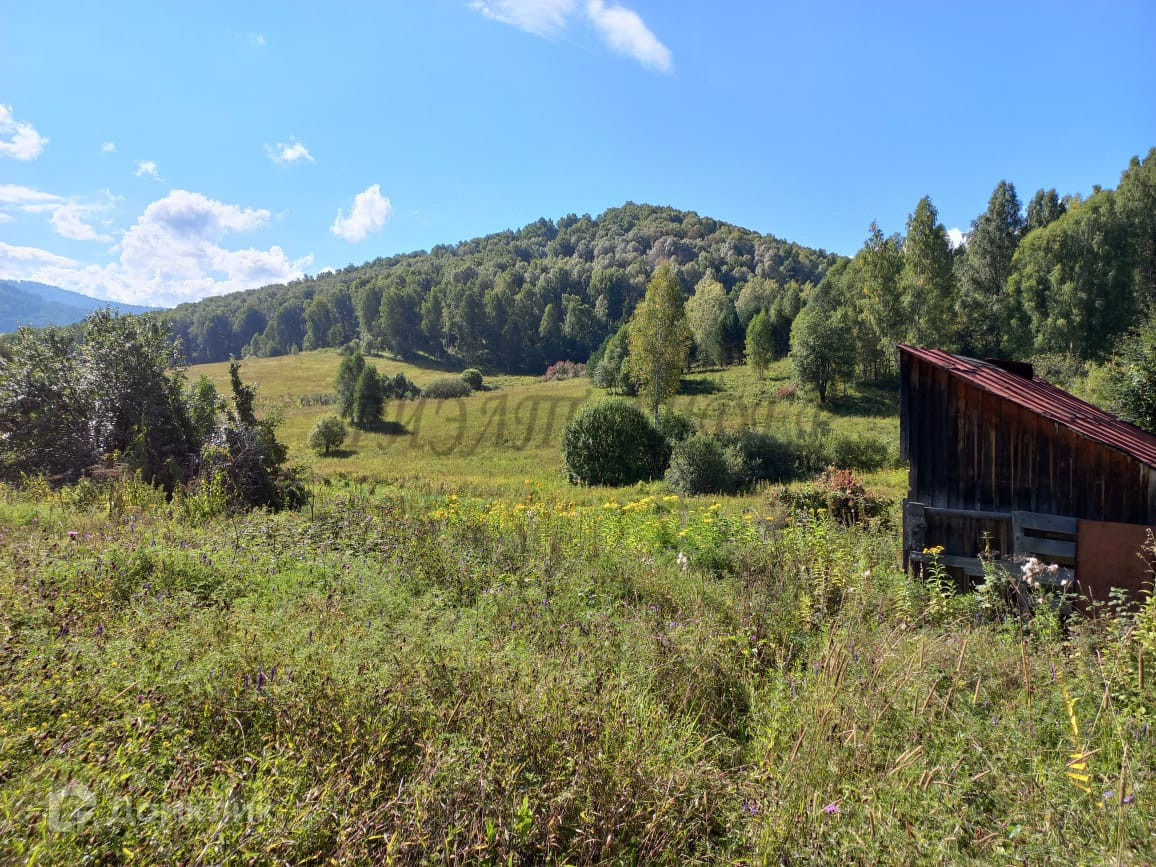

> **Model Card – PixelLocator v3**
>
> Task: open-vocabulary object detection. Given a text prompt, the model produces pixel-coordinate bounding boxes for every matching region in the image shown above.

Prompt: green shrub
[828,433,894,472]
[665,433,742,495]
[460,368,484,391]
[719,429,799,485]
[562,399,668,486]
[656,407,696,444]
[384,371,422,400]
[423,377,473,399]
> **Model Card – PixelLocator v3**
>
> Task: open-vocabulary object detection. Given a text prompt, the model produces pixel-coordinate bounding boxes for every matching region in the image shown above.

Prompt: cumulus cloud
[331,184,392,242]
[2,189,312,307]
[469,0,671,71]
[135,160,160,179]
[0,105,48,160]
[101,141,116,154]
[947,227,966,249]
[266,139,314,165]
[585,0,672,72]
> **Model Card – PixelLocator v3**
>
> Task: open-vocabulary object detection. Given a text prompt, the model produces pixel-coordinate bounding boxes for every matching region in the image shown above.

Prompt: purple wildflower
[822,802,840,814]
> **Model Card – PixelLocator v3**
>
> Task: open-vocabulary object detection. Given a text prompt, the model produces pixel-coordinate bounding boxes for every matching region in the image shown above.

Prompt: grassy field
[2,352,1153,864]
[191,351,905,501]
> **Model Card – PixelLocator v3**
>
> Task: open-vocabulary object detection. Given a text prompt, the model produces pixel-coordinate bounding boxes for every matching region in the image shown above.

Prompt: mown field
[1,352,1153,864]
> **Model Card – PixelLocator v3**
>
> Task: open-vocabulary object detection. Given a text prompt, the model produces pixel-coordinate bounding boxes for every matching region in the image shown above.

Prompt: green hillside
[159,202,838,370]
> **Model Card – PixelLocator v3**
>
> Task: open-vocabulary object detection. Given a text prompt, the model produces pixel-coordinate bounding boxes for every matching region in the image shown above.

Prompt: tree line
[157,203,837,372]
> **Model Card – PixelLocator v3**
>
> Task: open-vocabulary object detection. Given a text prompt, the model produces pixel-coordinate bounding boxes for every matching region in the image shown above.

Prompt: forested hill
[159,203,839,371]
[0,280,158,333]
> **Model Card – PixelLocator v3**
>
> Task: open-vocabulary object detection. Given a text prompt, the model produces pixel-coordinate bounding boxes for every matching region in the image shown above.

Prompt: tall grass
[1,478,1153,863]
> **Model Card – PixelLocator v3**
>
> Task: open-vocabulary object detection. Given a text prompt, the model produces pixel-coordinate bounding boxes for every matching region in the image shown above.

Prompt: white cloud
[0,185,115,242]
[135,160,160,179]
[470,0,577,36]
[266,139,314,165]
[585,0,672,73]
[947,227,966,249]
[0,241,76,268]
[331,184,392,242]
[2,189,312,307]
[470,0,671,71]
[249,32,266,47]
[101,141,116,154]
[49,202,113,242]
[0,105,48,160]
[0,184,60,207]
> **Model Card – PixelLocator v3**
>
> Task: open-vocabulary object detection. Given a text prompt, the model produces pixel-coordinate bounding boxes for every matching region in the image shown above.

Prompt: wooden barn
[898,344,1156,601]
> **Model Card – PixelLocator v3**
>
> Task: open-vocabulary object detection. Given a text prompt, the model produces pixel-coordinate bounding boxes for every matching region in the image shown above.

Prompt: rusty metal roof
[898,344,1156,468]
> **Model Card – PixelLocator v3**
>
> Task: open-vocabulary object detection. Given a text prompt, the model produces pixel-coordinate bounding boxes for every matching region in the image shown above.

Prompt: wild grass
[3,351,1152,862]
[1,476,1153,864]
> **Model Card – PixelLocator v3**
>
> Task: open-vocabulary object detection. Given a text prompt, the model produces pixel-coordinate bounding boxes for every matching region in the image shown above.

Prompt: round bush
[422,377,473,399]
[460,368,484,391]
[665,433,741,495]
[562,399,668,486]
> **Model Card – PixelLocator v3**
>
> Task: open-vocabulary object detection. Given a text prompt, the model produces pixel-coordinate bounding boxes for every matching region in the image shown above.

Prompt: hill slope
[160,203,840,371]
[0,280,159,332]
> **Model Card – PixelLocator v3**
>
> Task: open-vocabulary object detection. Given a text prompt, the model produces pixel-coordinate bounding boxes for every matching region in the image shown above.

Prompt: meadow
[1,351,1153,864]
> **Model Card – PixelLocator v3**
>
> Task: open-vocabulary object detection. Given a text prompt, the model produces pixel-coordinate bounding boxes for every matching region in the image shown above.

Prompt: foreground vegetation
[1,472,1153,863]
[2,344,1153,862]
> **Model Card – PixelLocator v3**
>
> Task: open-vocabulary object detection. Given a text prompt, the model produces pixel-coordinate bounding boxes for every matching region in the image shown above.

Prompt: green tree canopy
[352,365,384,429]
[745,309,776,375]
[790,288,857,403]
[901,196,957,349]
[308,414,348,455]
[625,264,693,420]
[957,180,1024,356]
[335,350,366,418]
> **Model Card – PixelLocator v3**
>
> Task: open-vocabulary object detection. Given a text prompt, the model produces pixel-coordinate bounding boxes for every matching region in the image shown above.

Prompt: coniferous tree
[1025,188,1067,234]
[351,365,384,429]
[957,180,1024,356]
[335,350,366,418]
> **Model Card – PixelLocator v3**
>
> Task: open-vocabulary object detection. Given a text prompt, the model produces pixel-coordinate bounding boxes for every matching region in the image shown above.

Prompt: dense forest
[155,150,1156,388]
[158,203,838,371]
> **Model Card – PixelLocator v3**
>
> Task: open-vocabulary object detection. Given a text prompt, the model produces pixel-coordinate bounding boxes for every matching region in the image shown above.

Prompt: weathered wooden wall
[901,354,1156,527]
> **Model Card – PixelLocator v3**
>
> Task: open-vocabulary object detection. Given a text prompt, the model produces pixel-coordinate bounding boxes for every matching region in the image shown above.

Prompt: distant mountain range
[0,280,161,333]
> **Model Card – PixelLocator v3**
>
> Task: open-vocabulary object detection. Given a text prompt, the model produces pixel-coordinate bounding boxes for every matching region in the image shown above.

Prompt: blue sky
[2,0,1153,308]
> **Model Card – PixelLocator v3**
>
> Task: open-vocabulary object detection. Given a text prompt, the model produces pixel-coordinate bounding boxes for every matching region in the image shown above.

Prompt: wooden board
[1075,520,1156,603]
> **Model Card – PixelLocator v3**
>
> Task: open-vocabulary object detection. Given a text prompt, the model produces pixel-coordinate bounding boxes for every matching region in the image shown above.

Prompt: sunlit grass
[189,351,902,503]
